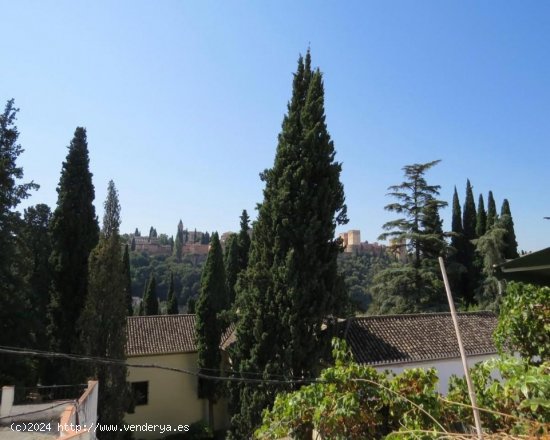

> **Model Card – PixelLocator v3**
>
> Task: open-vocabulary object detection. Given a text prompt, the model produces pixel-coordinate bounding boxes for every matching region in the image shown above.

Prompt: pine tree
[229,51,348,438]
[486,191,497,230]
[237,209,251,272]
[500,199,519,259]
[142,273,159,315]
[460,179,478,304]
[378,160,447,266]
[196,232,227,428]
[48,127,99,384]
[122,244,133,315]
[0,100,39,384]
[372,160,447,314]
[476,194,487,237]
[166,272,178,314]
[79,180,129,439]
[224,233,240,305]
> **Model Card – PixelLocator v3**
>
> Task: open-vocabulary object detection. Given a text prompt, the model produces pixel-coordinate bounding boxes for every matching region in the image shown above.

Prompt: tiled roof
[126,314,236,356]
[127,315,197,356]
[340,311,498,366]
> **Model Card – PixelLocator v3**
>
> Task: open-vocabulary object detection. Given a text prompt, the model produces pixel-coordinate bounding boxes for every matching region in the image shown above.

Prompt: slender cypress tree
[122,244,133,315]
[166,272,178,314]
[196,232,227,428]
[48,127,99,384]
[142,273,159,315]
[79,180,128,439]
[486,191,497,230]
[476,194,487,238]
[450,187,463,258]
[224,233,240,305]
[174,227,184,261]
[237,209,251,272]
[229,51,348,438]
[462,179,477,240]
[500,199,519,259]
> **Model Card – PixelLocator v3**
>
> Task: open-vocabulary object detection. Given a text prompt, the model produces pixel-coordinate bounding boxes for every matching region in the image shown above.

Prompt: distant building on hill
[339,229,386,256]
[133,236,172,256]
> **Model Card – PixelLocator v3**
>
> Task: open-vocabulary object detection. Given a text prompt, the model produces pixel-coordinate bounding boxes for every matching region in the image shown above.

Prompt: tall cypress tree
[48,127,99,384]
[166,272,178,314]
[462,179,477,240]
[229,51,348,438]
[486,191,497,230]
[237,209,251,272]
[122,244,133,315]
[224,233,240,305]
[142,273,159,315]
[450,187,463,258]
[196,232,227,428]
[79,180,128,439]
[0,100,39,384]
[174,227,184,261]
[500,199,519,259]
[476,194,487,238]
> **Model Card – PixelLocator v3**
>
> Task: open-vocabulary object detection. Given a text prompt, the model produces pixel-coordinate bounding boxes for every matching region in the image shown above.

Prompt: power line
[0,346,316,385]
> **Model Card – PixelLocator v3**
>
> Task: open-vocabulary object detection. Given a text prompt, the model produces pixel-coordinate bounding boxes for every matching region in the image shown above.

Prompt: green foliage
[129,250,204,312]
[373,160,448,314]
[47,126,99,384]
[255,338,442,440]
[447,356,550,436]
[79,181,129,439]
[224,233,240,305]
[338,253,393,313]
[500,199,519,259]
[369,260,446,315]
[196,232,227,427]
[473,222,507,310]
[494,282,550,362]
[0,99,38,384]
[476,193,487,237]
[166,272,178,314]
[237,209,251,272]
[256,339,550,439]
[229,50,348,438]
[122,244,133,315]
[486,190,497,230]
[379,160,446,266]
[21,204,52,350]
[142,273,159,315]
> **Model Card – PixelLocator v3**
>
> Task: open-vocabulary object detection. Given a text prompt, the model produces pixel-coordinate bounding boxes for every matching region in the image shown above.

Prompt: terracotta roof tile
[126,314,234,356]
[340,311,498,366]
[126,315,197,356]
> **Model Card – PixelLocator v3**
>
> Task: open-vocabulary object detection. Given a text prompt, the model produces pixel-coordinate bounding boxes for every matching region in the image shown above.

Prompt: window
[131,381,149,406]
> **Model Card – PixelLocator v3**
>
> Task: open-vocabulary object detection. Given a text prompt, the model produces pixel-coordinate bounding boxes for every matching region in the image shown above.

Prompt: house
[125,315,230,438]
[339,311,499,393]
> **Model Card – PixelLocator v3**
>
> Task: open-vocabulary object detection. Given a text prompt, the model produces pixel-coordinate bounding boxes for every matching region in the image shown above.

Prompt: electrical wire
[0,346,316,385]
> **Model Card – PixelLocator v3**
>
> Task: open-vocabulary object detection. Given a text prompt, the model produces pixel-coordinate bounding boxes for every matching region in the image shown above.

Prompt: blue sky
[3,1,549,251]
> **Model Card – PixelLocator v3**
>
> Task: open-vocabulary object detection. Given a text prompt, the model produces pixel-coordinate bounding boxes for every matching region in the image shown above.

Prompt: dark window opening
[131,381,149,406]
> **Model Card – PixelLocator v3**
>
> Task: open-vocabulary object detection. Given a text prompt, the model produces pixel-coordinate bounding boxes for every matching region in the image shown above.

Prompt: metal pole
[438,257,483,439]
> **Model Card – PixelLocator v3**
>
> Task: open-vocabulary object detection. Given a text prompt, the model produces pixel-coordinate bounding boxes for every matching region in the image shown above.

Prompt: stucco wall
[374,354,497,394]
[125,352,228,438]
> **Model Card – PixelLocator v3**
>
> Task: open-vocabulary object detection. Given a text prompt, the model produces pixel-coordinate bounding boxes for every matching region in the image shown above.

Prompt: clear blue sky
[3,1,549,251]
